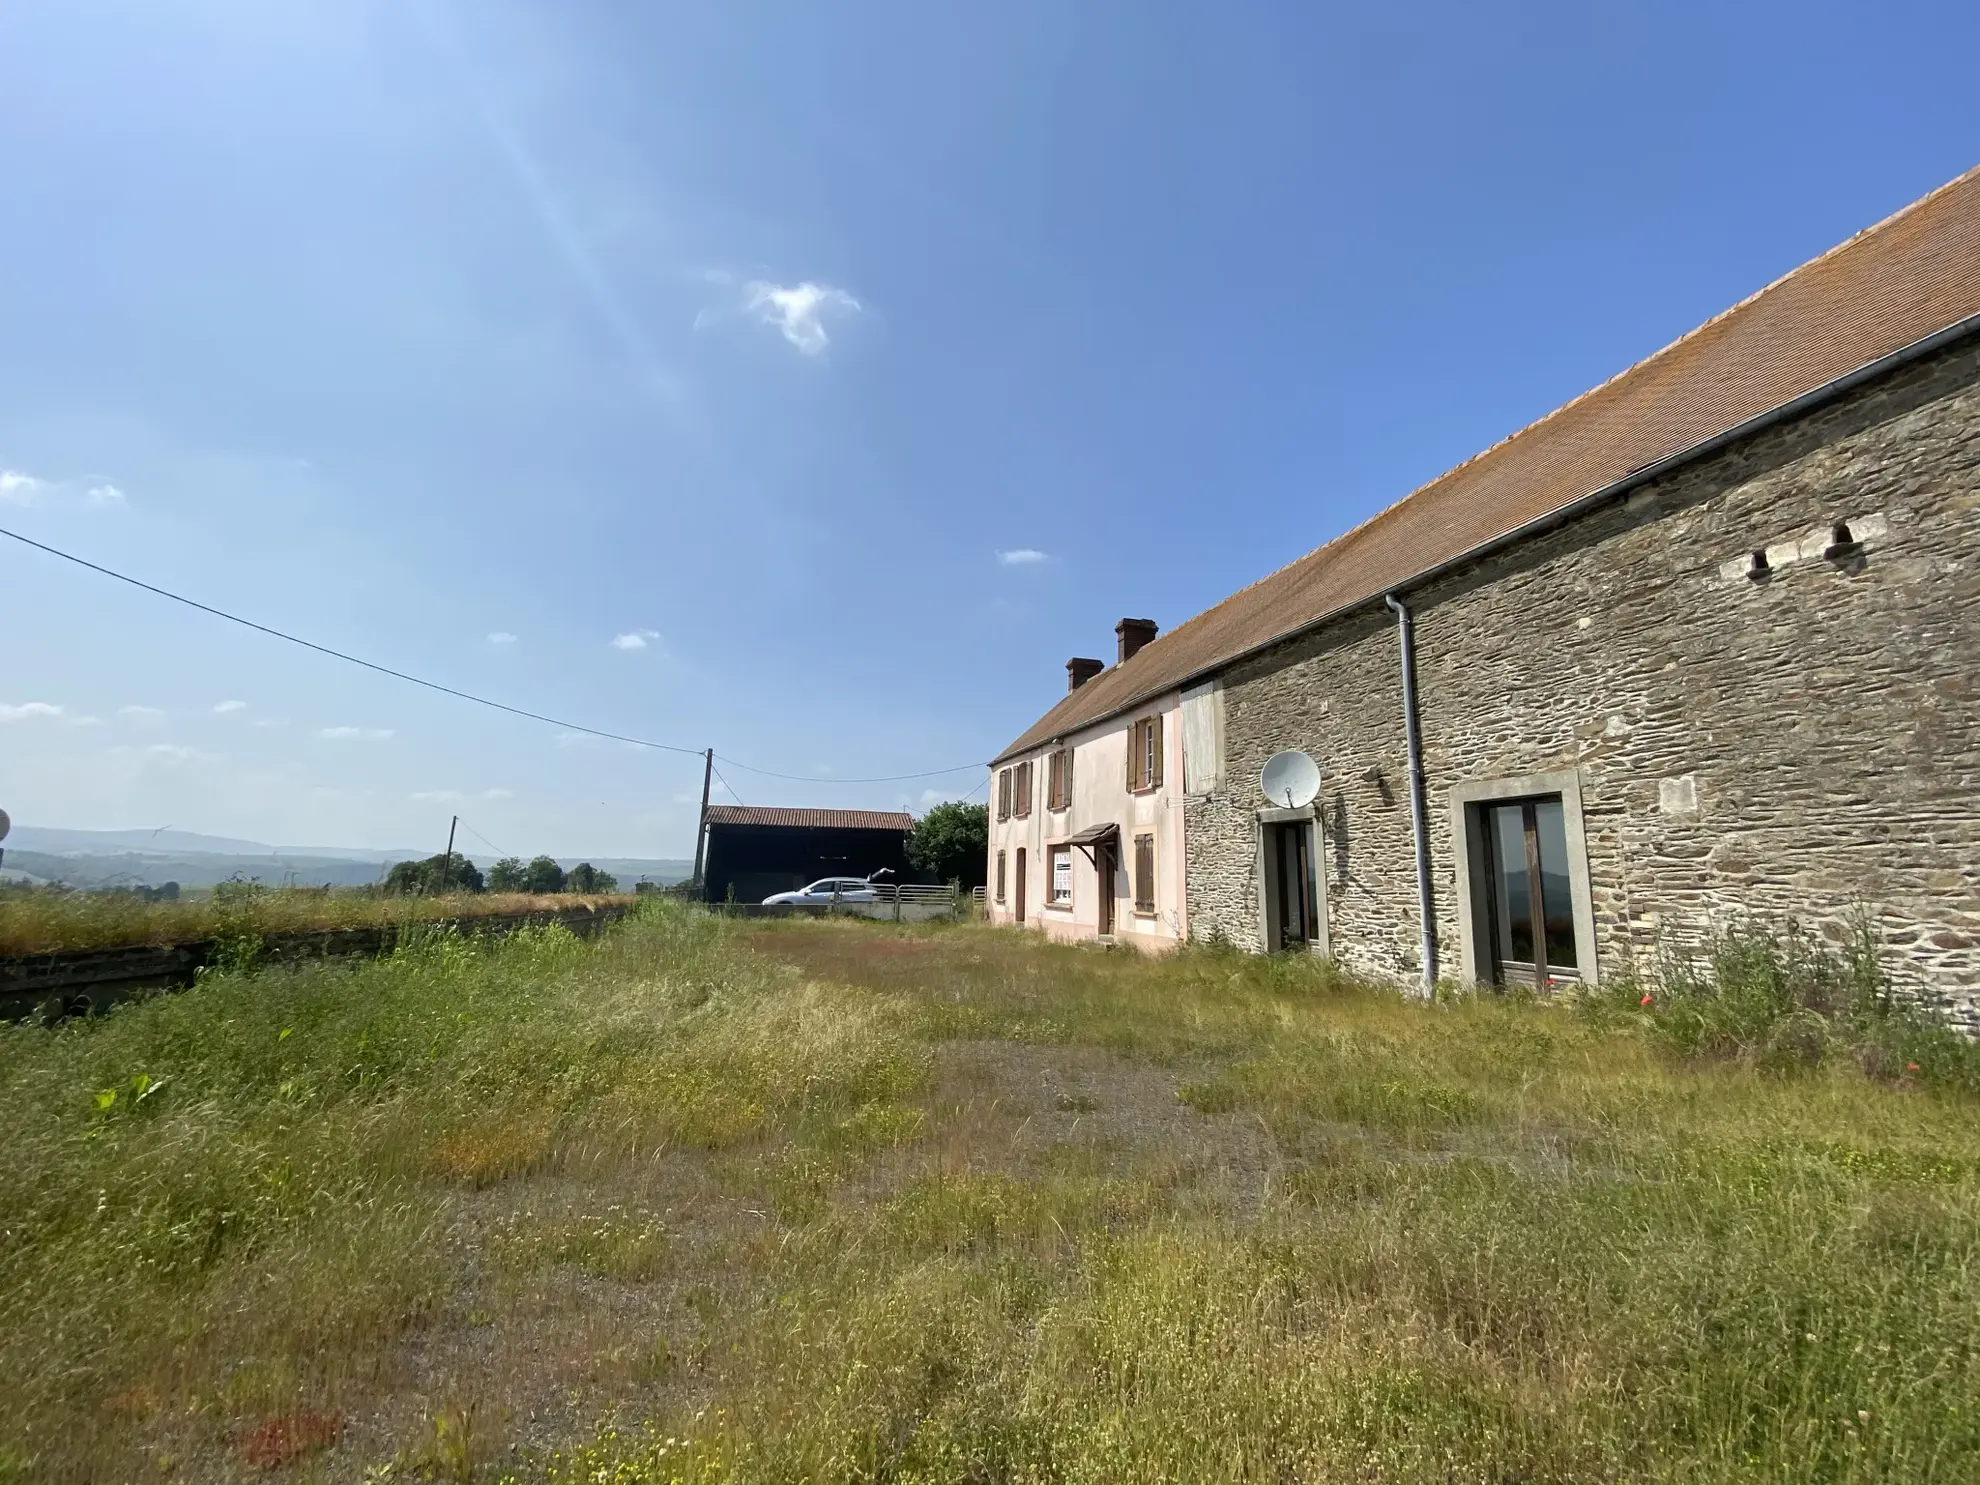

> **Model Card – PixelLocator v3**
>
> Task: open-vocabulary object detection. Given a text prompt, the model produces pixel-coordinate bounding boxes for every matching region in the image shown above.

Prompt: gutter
[1385,593,1437,995]
[989,310,1980,766]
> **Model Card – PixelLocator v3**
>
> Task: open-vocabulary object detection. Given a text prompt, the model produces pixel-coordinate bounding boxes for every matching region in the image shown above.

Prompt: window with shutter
[1015,761,1033,818]
[995,850,1007,903]
[1133,833,1156,913]
[1127,717,1162,793]
[1048,749,1073,811]
[997,768,1012,821]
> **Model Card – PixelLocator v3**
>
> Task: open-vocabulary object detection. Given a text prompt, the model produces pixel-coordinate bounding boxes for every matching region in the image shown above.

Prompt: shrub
[1591,915,1980,1093]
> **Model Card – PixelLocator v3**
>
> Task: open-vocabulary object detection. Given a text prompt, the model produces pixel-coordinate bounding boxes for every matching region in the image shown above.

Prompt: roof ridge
[992,163,1980,764]
[1204,163,1980,620]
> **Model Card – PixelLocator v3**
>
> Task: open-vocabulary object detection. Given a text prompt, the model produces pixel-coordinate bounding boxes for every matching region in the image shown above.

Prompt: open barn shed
[699,806,916,905]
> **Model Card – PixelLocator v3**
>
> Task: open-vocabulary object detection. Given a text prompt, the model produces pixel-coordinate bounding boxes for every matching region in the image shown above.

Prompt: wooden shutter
[1134,834,1155,913]
[997,768,1011,821]
[1016,761,1032,817]
[1064,748,1074,805]
[1126,722,1139,790]
[1150,715,1164,790]
[996,850,1006,902]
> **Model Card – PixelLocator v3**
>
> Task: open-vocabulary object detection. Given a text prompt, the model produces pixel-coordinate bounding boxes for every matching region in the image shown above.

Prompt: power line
[1,524,705,759]
[715,754,982,784]
[455,818,509,859]
[709,762,745,806]
[1,524,984,781]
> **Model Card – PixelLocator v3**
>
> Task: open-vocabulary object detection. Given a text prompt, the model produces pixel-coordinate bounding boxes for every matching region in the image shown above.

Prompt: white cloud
[0,701,64,722]
[213,699,248,714]
[0,468,129,508]
[121,744,220,768]
[487,631,518,645]
[413,786,514,804]
[320,725,395,741]
[997,549,1050,566]
[611,629,661,651]
[1,470,44,504]
[119,705,167,723]
[744,280,860,356]
[252,717,290,729]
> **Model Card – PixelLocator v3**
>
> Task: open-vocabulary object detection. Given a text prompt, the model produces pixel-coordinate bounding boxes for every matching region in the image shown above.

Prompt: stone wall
[1185,337,1980,1028]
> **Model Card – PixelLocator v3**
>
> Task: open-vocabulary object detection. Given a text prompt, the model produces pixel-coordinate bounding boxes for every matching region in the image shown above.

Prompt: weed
[5,907,1978,1482]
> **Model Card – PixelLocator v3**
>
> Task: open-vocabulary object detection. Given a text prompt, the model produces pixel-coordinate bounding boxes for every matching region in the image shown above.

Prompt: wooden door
[1096,843,1115,937]
[1014,849,1027,925]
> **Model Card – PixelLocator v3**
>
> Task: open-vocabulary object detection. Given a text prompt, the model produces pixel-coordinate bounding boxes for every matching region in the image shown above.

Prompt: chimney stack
[1115,618,1158,665]
[1066,657,1105,692]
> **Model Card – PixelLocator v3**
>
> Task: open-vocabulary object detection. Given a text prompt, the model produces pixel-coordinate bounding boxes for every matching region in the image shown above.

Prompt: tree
[521,855,566,894]
[907,801,989,888]
[384,852,484,895]
[487,857,526,893]
[566,862,619,894]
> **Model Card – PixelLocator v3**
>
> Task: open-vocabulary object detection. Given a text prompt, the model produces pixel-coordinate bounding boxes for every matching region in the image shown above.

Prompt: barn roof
[995,163,1980,764]
[703,806,916,832]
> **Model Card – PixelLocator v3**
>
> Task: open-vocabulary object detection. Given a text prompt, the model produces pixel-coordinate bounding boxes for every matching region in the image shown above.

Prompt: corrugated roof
[704,806,916,832]
[997,164,1980,763]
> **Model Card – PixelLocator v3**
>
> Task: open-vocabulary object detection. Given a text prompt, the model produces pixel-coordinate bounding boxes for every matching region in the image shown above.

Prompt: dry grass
[0,884,626,957]
[2,907,1976,1483]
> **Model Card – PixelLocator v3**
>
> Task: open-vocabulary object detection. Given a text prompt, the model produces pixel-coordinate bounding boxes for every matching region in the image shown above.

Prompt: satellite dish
[1259,751,1321,809]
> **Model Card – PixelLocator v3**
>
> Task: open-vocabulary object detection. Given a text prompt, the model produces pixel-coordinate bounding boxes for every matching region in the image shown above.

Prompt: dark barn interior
[699,806,917,904]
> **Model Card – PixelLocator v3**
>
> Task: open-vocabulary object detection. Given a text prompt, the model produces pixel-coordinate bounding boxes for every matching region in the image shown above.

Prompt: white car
[762,876,878,906]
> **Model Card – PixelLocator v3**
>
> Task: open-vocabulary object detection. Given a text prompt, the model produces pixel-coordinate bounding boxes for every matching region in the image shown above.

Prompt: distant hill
[6,826,422,862]
[0,826,692,892]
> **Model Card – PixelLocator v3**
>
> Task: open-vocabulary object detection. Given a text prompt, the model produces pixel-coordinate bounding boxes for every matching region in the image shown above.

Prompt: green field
[3,906,1976,1482]
[0,885,628,958]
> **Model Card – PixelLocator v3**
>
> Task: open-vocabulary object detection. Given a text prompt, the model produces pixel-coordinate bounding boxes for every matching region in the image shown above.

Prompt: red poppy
[1906,1063,1919,1072]
[1640,993,1654,1006]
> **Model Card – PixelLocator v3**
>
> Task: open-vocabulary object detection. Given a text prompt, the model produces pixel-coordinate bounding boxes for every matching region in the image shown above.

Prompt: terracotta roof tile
[704,806,915,832]
[997,164,1980,762]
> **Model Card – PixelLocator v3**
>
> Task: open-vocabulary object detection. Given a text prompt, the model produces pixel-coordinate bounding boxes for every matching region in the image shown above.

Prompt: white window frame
[1049,845,1073,908]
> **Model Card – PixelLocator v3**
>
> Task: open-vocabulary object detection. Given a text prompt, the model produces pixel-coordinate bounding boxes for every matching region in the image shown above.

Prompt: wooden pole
[438,814,458,894]
[691,748,714,897]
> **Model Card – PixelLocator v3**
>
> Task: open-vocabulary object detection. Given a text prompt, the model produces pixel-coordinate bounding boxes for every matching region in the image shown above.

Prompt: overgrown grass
[1581,916,1980,1095]
[2,907,1976,1482]
[0,883,627,956]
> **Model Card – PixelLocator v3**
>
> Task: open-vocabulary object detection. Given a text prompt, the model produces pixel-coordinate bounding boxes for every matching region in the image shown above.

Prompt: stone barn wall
[1185,337,1980,1029]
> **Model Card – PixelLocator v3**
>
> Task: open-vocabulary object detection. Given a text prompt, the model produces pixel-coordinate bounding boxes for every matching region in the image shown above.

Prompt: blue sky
[2,0,1976,858]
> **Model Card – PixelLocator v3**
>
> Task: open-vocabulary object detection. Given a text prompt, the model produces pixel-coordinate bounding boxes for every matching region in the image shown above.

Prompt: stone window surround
[1253,804,1330,957]
[1448,769,1599,989]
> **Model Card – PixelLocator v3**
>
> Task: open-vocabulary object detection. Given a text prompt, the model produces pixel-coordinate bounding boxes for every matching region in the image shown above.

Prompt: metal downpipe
[1385,593,1437,994]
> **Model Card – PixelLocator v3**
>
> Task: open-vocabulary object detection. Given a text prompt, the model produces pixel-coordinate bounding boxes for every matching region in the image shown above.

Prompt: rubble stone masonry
[1185,338,1980,1030]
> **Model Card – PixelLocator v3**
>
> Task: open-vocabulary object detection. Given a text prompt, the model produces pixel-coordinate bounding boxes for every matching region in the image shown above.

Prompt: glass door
[1482,797,1577,988]
[1266,821,1319,951]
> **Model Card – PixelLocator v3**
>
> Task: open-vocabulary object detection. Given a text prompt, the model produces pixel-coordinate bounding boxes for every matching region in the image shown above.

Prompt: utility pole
[438,814,458,894]
[691,748,714,897]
